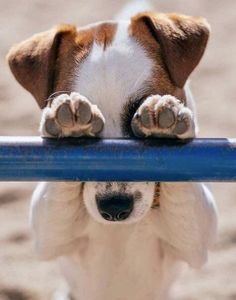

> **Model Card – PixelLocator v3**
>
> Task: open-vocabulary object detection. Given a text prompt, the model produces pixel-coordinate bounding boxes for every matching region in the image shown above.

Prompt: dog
[7,1,218,299]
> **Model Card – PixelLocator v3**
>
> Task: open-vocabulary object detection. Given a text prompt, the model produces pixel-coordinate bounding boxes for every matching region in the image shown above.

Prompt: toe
[172,118,189,135]
[56,103,74,127]
[76,100,92,125]
[44,118,61,137]
[140,107,153,128]
[131,114,146,137]
[157,107,175,129]
[91,114,104,134]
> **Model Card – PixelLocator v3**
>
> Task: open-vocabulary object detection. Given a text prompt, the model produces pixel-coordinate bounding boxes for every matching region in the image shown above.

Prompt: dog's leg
[131,94,195,139]
[30,92,105,259]
[154,183,218,268]
[132,94,217,266]
[30,182,88,259]
[40,92,105,137]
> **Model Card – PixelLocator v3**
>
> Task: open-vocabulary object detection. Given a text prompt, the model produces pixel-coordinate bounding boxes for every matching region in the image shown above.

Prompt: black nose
[96,193,134,221]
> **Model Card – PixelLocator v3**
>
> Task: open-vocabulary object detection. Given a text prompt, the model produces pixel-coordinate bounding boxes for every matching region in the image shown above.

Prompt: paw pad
[131,95,194,139]
[157,107,175,129]
[40,92,105,138]
[56,102,74,127]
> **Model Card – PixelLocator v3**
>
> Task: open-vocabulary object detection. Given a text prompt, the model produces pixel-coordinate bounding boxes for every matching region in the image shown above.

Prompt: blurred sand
[0,0,236,299]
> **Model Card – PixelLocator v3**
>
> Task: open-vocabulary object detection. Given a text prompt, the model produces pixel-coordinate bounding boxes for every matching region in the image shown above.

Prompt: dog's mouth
[96,192,135,222]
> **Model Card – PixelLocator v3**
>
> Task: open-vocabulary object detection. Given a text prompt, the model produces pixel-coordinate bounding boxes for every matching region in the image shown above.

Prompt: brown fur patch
[129,14,186,102]
[39,23,116,107]
[152,182,160,208]
[130,12,209,89]
[7,25,78,108]
[92,22,117,50]
[7,22,117,109]
[53,26,94,104]
[119,13,187,136]
[121,12,209,137]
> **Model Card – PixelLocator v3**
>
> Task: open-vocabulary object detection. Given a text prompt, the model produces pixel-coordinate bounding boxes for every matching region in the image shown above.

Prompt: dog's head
[7,12,209,224]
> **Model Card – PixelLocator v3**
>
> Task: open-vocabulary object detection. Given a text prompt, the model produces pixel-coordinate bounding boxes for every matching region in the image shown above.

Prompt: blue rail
[0,136,235,181]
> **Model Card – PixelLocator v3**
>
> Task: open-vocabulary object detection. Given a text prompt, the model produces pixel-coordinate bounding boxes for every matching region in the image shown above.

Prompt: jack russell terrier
[7,1,217,299]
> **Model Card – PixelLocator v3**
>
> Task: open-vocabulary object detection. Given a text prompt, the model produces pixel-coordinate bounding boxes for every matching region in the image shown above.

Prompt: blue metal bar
[0,136,235,182]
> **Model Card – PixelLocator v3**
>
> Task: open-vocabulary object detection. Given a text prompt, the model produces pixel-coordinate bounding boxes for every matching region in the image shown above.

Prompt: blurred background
[0,0,236,299]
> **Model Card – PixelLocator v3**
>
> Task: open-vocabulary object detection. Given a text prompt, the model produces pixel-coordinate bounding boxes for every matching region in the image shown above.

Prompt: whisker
[45,90,71,106]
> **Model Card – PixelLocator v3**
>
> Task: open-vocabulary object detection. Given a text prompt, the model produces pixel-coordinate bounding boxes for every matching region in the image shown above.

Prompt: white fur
[32,9,218,300]
[73,21,153,137]
[115,0,153,20]
[31,182,217,300]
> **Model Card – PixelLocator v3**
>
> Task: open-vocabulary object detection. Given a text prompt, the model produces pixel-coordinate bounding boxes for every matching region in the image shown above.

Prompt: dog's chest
[59,214,176,300]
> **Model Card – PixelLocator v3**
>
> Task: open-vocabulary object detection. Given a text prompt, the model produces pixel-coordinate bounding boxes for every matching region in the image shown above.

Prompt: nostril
[101,212,113,221]
[116,210,132,221]
[96,192,134,221]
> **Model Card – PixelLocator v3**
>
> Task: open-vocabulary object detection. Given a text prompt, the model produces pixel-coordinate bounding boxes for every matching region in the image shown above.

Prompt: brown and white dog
[7,1,217,299]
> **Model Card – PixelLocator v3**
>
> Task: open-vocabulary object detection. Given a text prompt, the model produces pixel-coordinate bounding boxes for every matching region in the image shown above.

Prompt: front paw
[131,95,195,139]
[40,92,105,137]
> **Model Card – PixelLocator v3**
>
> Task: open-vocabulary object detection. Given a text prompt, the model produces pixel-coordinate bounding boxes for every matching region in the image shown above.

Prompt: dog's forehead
[76,20,153,92]
[73,21,154,137]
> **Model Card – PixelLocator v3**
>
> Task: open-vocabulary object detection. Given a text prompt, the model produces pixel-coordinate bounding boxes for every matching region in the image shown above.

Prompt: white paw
[40,92,105,137]
[131,95,195,139]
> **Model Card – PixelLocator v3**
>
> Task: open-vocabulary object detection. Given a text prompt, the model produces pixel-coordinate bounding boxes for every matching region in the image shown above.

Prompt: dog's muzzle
[96,192,134,221]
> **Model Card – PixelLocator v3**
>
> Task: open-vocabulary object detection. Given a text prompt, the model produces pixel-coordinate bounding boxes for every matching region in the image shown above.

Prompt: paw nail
[56,103,74,127]
[158,108,175,129]
[77,101,92,124]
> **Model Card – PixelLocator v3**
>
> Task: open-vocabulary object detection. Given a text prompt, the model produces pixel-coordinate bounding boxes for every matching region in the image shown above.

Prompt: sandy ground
[0,0,236,299]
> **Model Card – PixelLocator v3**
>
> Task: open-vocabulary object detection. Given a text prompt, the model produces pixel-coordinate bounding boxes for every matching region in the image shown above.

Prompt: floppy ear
[7,24,76,108]
[132,12,210,88]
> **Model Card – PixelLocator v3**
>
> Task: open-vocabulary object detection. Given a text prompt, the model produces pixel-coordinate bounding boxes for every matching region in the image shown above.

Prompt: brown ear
[132,12,210,88]
[7,24,77,108]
